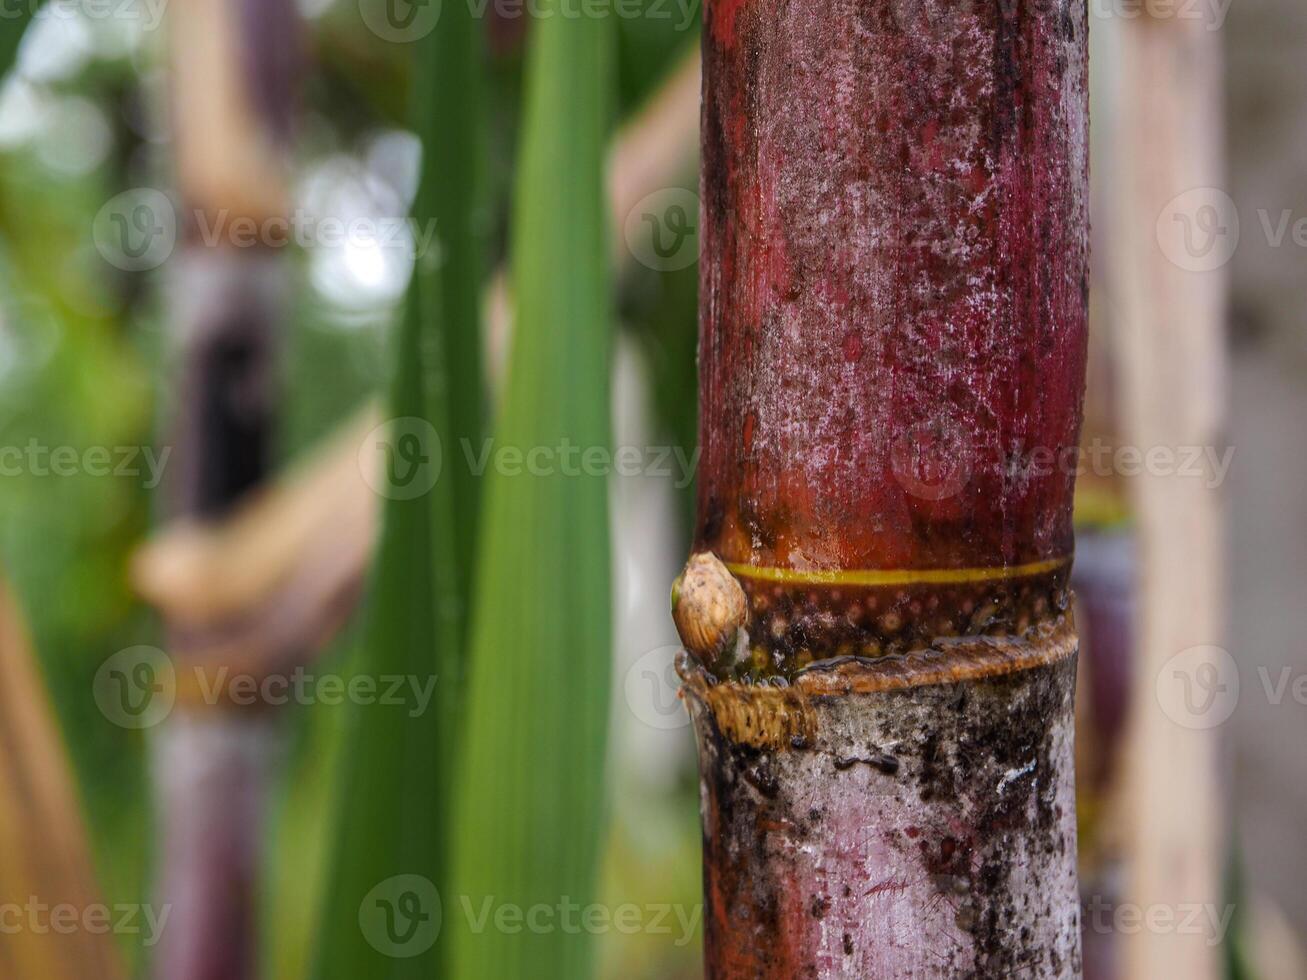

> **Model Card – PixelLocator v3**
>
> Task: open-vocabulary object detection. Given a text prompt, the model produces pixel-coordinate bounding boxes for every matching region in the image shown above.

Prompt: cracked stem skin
[686,0,1089,975]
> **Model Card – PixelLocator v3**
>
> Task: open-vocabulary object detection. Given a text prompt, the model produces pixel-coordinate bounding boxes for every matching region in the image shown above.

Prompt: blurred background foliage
[0,2,702,977]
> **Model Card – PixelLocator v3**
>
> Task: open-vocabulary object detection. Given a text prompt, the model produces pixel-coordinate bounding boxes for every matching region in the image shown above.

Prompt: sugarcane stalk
[152,1,302,978]
[1112,10,1227,980]
[674,0,1090,975]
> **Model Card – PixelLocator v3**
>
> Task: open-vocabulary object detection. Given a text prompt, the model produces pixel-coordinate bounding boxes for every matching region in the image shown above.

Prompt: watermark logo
[358,879,703,952]
[359,875,442,958]
[623,645,688,731]
[1070,439,1234,490]
[625,188,699,272]
[94,647,438,728]
[1258,666,1307,709]
[358,0,699,33]
[1156,644,1239,730]
[882,0,1231,35]
[0,441,172,487]
[890,417,973,502]
[93,188,177,272]
[886,433,1233,500]
[1156,187,1240,272]
[356,429,699,498]
[92,191,440,271]
[1083,896,1234,947]
[359,0,442,42]
[458,895,701,943]
[191,667,438,717]
[359,417,443,500]
[461,438,699,488]
[0,898,171,947]
[0,0,170,32]
[93,646,176,730]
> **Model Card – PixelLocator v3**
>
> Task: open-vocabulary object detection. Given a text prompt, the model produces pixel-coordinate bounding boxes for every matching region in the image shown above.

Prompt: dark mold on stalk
[681,621,1082,978]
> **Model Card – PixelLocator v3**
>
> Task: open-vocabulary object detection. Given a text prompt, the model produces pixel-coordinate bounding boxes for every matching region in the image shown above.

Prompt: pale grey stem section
[682,635,1082,978]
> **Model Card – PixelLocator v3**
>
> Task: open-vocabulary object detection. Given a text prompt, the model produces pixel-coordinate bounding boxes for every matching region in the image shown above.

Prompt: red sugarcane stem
[696,0,1088,677]
[682,0,1090,976]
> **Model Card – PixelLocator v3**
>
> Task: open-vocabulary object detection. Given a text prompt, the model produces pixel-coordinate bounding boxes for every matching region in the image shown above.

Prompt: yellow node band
[724,556,1071,588]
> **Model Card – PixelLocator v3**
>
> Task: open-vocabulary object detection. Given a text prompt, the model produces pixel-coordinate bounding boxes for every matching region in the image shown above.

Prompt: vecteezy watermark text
[358,874,701,958]
[358,417,702,500]
[893,423,1236,503]
[94,646,437,729]
[456,894,701,945]
[1158,644,1307,730]
[1156,189,1307,272]
[460,438,700,488]
[0,441,171,488]
[1012,439,1235,489]
[0,898,171,948]
[1082,896,1234,947]
[888,0,1232,34]
[0,0,169,32]
[358,0,699,44]
[93,190,441,273]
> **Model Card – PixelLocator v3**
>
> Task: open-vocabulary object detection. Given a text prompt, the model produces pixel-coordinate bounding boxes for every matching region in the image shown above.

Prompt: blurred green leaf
[0,1,41,79]
[616,8,698,115]
[0,134,156,965]
[450,7,614,978]
[310,3,488,976]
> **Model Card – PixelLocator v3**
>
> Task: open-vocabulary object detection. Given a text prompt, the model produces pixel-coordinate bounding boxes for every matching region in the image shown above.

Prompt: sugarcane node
[672,552,748,667]
[676,615,1079,751]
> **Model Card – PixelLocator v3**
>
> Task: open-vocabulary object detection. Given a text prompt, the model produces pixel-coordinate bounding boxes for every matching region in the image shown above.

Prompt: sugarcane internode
[688,0,1087,682]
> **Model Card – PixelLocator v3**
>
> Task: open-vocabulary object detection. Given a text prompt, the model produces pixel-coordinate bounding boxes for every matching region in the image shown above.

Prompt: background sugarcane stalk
[674,0,1090,974]
[1072,530,1136,980]
[132,51,703,653]
[1073,147,1139,974]
[1112,9,1227,980]
[152,1,302,977]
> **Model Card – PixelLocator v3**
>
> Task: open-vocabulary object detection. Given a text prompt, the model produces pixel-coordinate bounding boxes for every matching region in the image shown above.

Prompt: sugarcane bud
[672,552,748,666]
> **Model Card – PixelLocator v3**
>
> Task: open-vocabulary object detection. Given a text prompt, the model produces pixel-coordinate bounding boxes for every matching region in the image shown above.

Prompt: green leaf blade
[310,1,488,975]
[450,7,615,979]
